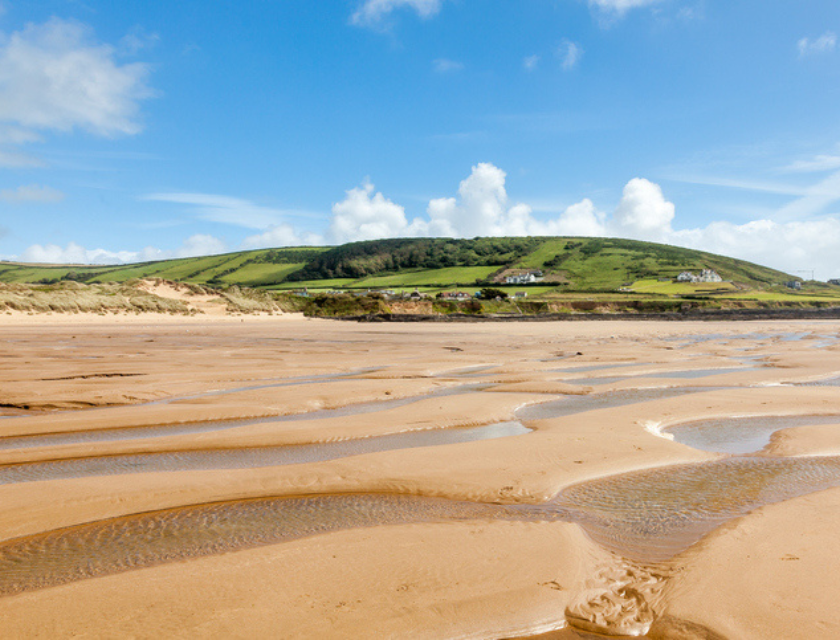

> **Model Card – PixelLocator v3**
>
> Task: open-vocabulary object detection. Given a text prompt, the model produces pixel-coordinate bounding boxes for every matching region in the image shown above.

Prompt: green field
[628,279,740,295]
[0,237,813,303]
[354,266,499,288]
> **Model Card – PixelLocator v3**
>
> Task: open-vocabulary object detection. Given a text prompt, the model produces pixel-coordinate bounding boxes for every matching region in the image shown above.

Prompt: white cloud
[0,184,64,203]
[784,154,840,173]
[540,199,606,236]
[773,170,840,221]
[557,40,582,70]
[588,0,665,16]
[351,0,442,28]
[433,58,463,73]
[118,27,160,56]
[329,179,412,243]
[611,177,675,240]
[0,126,43,145]
[406,163,606,238]
[242,225,323,249]
[0,148,45,168]
[798,32,836,57]
[523,55,540,71]
[0,18,154,137]
[421,162,523,237]
[142,192,319,230]
[19,234,227,265]
[670,219,840,280]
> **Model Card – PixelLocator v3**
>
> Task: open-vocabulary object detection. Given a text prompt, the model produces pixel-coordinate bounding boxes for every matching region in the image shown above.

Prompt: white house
[505,270,544,285]
[676,269,723,284]
[440,291,471,301]
[698,269,723,283]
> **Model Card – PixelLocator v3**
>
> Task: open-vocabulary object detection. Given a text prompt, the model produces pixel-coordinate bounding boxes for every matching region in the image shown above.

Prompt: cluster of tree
[286,237,540,281]
[37,270,100,285]
[253,248,325,264]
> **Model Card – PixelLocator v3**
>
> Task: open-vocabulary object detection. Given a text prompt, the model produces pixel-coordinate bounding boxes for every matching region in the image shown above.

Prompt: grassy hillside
[0,237,798,294]
[282,237,793,290]
[0,247,326,287]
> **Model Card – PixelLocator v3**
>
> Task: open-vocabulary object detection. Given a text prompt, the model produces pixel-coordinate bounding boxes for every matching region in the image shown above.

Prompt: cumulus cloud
[242,225,323,249]
[798,32,836,57]
[351,0,442,28]
[329,179,412,243]
[402,163,606,238]
[557,40,582,70]
[670,219,840,279]
[541,199,606,236]
[611,177,675,240]
[0,18,154,137]
[19,234,227,265]
[0,184,64,203]
[319,164,840,276]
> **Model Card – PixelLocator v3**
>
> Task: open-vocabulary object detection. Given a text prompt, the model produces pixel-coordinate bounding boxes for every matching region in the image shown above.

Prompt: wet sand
[1,313,840,637]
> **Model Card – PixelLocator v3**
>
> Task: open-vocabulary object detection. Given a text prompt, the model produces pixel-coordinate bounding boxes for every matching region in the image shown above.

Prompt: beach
[1,313,839,638]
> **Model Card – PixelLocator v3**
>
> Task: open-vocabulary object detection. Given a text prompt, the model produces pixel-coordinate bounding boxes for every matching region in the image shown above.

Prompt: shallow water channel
[0,420,530,485]
[2,455,840,597]
[4,359,840,637]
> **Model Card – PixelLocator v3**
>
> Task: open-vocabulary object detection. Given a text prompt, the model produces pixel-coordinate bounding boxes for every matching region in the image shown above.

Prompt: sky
[1,0,839,278]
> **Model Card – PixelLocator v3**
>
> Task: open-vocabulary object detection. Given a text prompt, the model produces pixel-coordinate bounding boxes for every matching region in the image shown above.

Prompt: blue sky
[1,0,840,277]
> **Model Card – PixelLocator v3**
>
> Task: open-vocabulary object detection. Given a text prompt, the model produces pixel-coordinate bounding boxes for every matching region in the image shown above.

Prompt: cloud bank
[0,18,153,137]
[20,234,227,266]
[18,162,840,279]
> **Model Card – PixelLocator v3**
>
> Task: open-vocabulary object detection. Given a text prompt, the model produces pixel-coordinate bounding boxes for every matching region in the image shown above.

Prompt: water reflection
[667,414,840,454]
[0,421,529,485]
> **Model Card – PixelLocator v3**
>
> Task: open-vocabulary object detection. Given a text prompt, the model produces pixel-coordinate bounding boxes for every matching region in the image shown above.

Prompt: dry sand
[0,313,839,638]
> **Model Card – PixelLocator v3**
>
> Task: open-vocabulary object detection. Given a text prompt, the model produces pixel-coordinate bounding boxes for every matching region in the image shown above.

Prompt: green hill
[0,236,796,292]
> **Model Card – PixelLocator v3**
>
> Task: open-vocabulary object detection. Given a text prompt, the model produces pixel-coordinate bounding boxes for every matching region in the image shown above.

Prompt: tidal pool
[516,387,715,421]
[667,414,840,454]
[563,367,757,386]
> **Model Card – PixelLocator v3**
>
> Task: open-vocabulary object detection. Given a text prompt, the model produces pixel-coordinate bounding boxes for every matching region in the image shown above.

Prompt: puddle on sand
[551,363,647,374]
[516,387,714,421]
[0,383,489,451]
[561,376,629,386]
[799,376,840,387]
[667,414,840,454]
[563,367,757,386]
[0,421,530,486]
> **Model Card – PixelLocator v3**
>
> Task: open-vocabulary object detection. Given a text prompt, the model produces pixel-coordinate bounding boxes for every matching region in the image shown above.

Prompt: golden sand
[0,313,839,637]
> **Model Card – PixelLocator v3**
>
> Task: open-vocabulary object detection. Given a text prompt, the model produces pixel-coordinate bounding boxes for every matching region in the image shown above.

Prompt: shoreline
[337,305,840,322]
